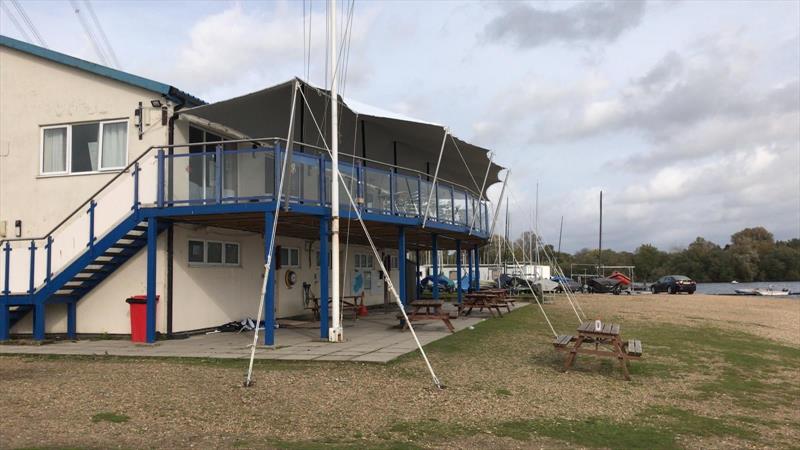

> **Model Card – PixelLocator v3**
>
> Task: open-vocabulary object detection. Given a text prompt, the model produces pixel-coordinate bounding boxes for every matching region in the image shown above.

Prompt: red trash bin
[125,295,159,342]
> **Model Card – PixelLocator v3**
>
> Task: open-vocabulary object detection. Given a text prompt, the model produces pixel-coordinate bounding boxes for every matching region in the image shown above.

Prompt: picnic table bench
[306,293,365,322]
[397,300,455,333]
[459,291,508,317]
[552,320,642,380]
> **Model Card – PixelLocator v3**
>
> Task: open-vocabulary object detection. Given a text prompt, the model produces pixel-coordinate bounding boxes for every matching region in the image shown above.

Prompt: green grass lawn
[4,301,799,449]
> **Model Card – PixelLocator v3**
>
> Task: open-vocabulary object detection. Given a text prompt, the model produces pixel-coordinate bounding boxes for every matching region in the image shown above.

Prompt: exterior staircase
[2,212,166,337]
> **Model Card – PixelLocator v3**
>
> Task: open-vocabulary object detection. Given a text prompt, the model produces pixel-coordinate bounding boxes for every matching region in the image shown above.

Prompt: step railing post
[0,242,9,340]
[87,200,96,250]
[389,171,395,215]
[45,236,52,284]
[28,240,37,295]
[215,144,223,204]
[3,242,10,296]
[156,149,165,208]
[132,161,140,211]
[318,155,325,205]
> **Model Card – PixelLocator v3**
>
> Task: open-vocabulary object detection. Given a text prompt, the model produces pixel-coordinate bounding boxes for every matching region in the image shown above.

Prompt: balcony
[160,139,491,236]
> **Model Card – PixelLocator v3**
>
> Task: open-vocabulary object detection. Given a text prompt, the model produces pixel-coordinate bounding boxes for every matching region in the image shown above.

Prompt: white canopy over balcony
[180,78,504,197]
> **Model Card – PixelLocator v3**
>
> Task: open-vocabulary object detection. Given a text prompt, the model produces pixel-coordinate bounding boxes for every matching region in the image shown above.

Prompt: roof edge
[0,35,204,106]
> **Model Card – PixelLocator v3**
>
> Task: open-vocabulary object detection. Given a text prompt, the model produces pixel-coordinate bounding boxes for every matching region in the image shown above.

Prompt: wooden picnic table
[459,291,508,317]
[306,293,365,322]
[552,321,642,380]
[398,300,454,333]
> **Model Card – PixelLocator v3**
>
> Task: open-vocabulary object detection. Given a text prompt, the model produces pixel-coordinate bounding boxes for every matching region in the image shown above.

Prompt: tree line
[479,226,799,283]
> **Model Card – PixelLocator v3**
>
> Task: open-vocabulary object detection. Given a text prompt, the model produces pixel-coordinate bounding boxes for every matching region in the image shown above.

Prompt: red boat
[608,271,631,286]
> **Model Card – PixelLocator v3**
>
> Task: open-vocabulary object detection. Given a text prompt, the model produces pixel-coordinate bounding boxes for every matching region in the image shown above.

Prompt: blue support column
[398,226,406,306]
[415,249,421,300]
[33,303,45,341]
[0,300,7,341]
[263,211,276,346]
[146,216,157,343]
[319,217,330,340]
[467,248,474,293]
[431,234,439,300]
[66,302,76,340]
[456,240,463,305]
[474,245,481,291]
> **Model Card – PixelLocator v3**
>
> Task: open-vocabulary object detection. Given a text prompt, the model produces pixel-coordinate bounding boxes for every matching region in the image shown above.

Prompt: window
[188,240,204,263]
[188,239,240,266]
[207,242,223,264]
[41,120,128,174]
[354,253,373,269]
[280,247,300,268]
[364,271,372,290]
[391,256,399,270]
[225,243,239,265]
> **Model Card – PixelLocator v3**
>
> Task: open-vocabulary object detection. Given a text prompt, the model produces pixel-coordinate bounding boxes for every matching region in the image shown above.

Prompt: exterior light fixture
[14,219,22,237]
[150,99,163,107]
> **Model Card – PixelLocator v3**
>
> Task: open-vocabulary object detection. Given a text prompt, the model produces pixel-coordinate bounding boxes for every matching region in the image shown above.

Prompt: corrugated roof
[0,35,204,106]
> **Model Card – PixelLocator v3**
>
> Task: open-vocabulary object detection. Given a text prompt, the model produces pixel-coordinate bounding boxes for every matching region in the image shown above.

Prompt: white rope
[421,129,449,228]
[469,151,494,235]
[245,82,299,387]
[299,87,444,389]
[501,225,558,338]
[507,187,588,323]
[449,135,481,193]
[536,233,587,321]
[488,171,509,238]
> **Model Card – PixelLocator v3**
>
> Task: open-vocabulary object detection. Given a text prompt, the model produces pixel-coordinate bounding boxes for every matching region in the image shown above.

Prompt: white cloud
[167,3,373,101]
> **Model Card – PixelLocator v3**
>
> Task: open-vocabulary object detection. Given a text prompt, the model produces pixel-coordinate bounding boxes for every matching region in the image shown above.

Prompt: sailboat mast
[598,190,603,276]
[535,181,540,272]
[329,0,342,342]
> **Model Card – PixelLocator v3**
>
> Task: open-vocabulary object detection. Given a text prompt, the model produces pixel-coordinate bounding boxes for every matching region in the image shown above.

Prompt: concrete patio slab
[0,303,527,363]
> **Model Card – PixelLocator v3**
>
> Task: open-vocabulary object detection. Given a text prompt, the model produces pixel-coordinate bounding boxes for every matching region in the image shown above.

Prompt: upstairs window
[41,120,128,175]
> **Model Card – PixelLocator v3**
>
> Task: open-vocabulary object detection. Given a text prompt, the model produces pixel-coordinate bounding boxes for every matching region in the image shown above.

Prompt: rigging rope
[298,87,444,389]
[507,187,589,322]
[244,82,300,387]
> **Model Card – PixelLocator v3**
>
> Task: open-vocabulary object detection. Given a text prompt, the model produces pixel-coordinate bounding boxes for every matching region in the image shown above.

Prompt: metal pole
[599,190,603,272]
[329,0,342,342]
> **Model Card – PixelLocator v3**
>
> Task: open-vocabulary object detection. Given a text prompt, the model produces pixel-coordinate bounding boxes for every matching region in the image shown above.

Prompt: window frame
[280,246,301,268]
[39,119,130,176]
[188,239,241,267]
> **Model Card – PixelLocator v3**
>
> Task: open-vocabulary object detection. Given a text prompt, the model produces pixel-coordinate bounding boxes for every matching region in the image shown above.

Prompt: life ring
[285,270,297,288]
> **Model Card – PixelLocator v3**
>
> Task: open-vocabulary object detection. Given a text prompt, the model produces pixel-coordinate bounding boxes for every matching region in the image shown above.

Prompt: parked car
[551,276,582,293]
[650,275,696,294]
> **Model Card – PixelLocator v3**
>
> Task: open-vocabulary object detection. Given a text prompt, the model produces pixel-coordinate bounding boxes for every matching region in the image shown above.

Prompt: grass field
[1,293,798,449]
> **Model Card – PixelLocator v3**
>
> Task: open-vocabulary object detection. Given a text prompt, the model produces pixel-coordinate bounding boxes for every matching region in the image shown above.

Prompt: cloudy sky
[2,0,798,252]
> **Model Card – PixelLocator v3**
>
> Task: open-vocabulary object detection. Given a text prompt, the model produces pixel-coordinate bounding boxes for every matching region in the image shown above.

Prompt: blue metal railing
[158,143,492,236]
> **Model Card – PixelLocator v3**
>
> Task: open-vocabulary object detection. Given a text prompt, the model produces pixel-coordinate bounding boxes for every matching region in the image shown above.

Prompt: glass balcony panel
[394,174,419,217]
[324,162,359,212]
[364,168,391,213]
[420,179,432,220]
[236,148,275,200]
[286,152,320,204]
[454,190,467,225]
[437,184,453,223]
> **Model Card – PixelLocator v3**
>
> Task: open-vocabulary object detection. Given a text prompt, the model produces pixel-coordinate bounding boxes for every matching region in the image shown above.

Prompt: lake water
[695,281,800,297]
